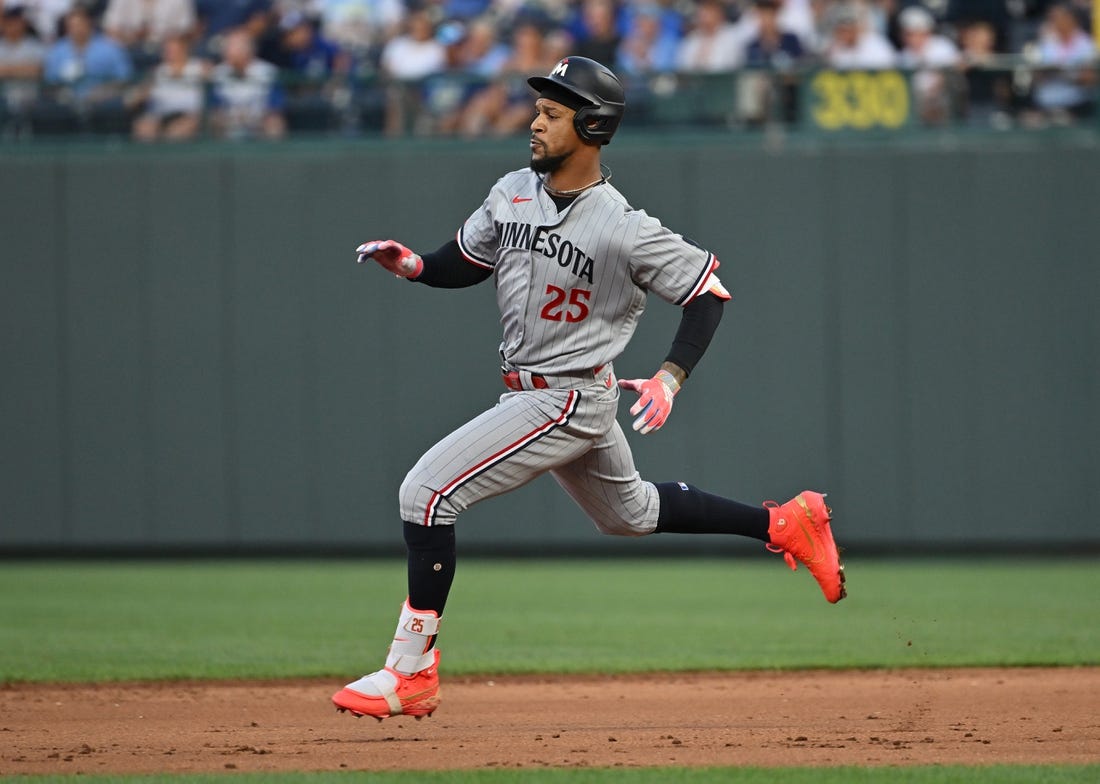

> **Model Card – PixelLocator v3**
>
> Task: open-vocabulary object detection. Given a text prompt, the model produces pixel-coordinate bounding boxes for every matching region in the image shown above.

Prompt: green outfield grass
[1,558,1097,683]
[4,766,1100,783]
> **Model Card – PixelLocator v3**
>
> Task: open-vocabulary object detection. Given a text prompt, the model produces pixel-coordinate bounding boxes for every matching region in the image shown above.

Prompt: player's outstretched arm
[355,239,492,288]
[356,240,424,279]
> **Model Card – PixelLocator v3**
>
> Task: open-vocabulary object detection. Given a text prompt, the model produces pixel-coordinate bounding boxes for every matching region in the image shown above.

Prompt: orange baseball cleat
[765,492,846,603]
[332,649,441,721]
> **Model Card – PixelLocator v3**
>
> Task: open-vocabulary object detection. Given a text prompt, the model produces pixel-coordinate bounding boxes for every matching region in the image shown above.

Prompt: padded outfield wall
[1,135,1097,553]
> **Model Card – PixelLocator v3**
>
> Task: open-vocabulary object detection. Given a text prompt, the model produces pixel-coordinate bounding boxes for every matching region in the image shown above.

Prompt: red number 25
[540,285,591,323]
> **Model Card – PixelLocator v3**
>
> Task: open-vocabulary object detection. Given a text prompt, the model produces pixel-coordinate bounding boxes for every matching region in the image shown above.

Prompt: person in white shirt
[676,0,747,73]
[5,0,72,42]
[380,8,444,81]
[131,33,207,141]
[318,0,403,56]
[1031,2,1097,122]
[897,5,959,125]
[379,8,445,135]
[103,0,196,50]
[822,2,896,70]
[209,28,286,140]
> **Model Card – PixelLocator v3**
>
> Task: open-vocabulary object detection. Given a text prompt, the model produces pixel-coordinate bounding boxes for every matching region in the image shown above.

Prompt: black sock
[654,482,770,542]
[403,521,456,616]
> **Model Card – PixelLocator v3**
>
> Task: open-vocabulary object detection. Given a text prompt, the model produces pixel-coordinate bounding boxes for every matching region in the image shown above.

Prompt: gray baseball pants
[399,364,660,535]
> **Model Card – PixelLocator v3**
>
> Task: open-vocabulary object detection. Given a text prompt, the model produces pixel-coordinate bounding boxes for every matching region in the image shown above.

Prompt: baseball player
[332,56,845,722]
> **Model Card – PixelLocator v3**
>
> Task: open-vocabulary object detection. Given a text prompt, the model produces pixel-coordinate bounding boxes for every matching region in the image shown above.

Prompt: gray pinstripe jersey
[456,168,721,375]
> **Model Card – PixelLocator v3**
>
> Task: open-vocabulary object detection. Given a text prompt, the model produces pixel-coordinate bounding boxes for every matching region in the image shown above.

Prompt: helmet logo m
[551,59,569,77]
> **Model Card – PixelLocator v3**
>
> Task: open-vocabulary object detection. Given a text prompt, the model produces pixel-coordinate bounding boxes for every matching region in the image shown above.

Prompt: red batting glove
[618,370,681,435]
[356,240,424,279]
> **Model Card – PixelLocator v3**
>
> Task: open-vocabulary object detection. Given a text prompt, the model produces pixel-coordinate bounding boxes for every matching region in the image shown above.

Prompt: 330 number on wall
[809,71,911,131]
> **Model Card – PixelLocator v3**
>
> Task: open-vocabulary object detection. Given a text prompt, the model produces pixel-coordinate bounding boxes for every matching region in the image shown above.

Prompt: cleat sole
[335,702,435,722]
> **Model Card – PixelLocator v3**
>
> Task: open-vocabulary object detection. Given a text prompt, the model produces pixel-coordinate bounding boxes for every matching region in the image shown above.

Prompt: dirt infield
[3,668,1098,775]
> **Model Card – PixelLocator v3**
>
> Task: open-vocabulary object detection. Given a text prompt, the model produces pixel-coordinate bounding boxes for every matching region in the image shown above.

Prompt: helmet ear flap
[573,105,613,145]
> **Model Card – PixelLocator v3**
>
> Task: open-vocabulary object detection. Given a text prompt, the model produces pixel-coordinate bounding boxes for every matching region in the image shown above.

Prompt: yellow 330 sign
[807,70,911,131]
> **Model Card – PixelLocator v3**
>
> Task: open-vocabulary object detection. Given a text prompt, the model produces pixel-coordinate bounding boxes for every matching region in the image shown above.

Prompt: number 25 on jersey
[540,285,591,323]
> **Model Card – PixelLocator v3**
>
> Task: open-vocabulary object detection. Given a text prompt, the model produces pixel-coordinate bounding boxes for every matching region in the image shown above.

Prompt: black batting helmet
[528,56,625,145]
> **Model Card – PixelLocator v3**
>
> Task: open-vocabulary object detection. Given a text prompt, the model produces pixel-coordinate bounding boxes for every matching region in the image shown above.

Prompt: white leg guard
[385,598,441,675]
[340,599,441,709]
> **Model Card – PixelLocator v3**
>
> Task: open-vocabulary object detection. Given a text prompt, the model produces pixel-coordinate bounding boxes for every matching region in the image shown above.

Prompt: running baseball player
[332,56,845,722]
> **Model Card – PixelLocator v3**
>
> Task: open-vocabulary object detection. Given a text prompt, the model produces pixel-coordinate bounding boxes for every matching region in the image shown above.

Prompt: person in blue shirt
[269,11,349,80]
[744,0,805,69]
[195,0,272,39]
[616,3,682,76]
[43,7,132,104]
[195,0,273,57]
[742,0,805,126]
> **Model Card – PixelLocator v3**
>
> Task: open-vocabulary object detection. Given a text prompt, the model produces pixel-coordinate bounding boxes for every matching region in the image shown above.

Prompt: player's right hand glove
[618,370,681,435]
[356,240,424,279]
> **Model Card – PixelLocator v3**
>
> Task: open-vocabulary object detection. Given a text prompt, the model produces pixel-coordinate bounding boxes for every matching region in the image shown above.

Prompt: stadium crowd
[0,0,1095,141]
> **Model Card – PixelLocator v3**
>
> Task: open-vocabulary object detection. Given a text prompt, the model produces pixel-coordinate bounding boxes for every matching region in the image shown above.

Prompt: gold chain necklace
[542,164,613,197]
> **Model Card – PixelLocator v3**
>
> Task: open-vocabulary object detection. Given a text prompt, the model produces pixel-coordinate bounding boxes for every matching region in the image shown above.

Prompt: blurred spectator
[379,8,444,80]
[462,16,509,77]
[542,24,573,65]
[209,27,285,139]
[1028,2,1096,122]
[272,10,353,133]
[441,0,491,21]
[43,6,132,100]
[739,0,805,124]
[272,0,318,10]
[676,0,745,73]
[776,0,817,47]
[734,0,818,52]
[0,5,45,134]
[379,8,444,135]
[420,19,475,134]
[822,2,897,69]
[317,0,404,57]
[268,9,348,77]
[130,33,205,140]
[574,0,620,66]
[102,0,196,58]
[195,0,272,54]
[744,0,805,67]
[897,5,959,124]
[6,0,74,42]
[398,13,508,135]
[957,17,1012,127]
[458,17,557,137]
[616,1,679,76]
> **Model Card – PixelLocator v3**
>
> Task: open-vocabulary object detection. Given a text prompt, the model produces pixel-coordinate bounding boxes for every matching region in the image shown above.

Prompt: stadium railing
[1,56,1096,143]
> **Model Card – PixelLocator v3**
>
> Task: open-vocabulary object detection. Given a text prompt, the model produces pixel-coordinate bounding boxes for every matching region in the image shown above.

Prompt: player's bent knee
[400,467,460,527]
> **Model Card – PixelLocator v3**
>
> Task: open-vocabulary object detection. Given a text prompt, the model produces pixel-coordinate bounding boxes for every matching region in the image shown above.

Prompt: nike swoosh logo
[512,196,533,204]
[794,495,822,563]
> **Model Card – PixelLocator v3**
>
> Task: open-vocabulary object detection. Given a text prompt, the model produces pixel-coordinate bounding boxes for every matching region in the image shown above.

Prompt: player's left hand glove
[618,370,681,435]
[356,240,424,279]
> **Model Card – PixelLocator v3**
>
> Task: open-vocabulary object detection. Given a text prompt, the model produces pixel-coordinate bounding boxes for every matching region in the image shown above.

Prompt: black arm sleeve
[413,239,493,288]
[664,292,725,376]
